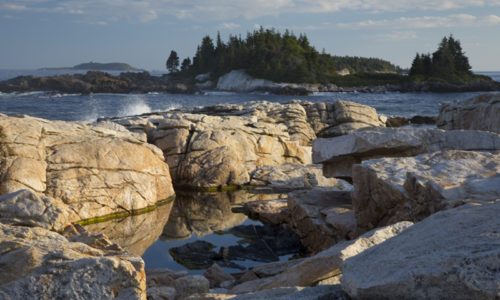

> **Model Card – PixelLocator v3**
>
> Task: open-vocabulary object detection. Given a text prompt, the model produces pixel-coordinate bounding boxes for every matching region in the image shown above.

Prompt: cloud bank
[2,0,500,23]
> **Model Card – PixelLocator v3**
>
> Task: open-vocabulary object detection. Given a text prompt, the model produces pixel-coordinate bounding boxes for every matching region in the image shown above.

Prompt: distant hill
[41,62,143,71]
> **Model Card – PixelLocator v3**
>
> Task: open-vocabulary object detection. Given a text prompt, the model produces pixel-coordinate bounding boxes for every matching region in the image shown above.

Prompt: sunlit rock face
[84,201,175,256]
[0,114,175,225]
[109,100,385,189]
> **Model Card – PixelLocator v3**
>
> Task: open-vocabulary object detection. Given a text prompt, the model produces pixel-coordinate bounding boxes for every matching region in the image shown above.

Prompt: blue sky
[1,0,500,71]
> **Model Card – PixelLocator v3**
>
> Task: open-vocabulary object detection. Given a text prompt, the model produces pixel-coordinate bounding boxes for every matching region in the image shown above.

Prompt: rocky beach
[0,92,499,299]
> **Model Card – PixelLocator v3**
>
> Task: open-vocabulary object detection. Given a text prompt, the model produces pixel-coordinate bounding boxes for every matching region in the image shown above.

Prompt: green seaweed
[76,196,175,226]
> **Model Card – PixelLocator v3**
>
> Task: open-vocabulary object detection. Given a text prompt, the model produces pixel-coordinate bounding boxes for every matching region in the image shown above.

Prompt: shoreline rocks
[109,100,385,189]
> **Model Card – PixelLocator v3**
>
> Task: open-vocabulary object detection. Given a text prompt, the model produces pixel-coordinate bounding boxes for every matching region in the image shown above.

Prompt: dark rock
[169,240,220,269]
[409,115,437,125]
[220,224,304,262]
[386,116,410,127]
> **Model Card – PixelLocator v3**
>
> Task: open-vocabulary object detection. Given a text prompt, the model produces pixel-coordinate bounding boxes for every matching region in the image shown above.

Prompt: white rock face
[341,200,500,300]
[313,128,500,178]
[0,115,175,224]
[229,222,412,294]
[352,150,500,231]
[438,93,500,133]
[217,70,277,92]
[0,223,147,299]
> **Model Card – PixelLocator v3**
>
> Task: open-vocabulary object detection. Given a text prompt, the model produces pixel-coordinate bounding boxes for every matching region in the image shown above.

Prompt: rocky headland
[1,93,499,299]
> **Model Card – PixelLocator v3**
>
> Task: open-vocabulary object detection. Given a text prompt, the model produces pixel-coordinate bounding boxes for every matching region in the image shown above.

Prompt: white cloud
[1,0,500,23]
[218,22,240,30]
[337,14,500,29]
[372,31,418,41]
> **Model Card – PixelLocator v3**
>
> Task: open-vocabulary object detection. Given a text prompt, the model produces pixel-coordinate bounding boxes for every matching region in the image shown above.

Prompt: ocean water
[1,69,499,120]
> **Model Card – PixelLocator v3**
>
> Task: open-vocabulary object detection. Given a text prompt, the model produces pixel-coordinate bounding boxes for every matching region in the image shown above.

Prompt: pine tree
[166,50,180,73]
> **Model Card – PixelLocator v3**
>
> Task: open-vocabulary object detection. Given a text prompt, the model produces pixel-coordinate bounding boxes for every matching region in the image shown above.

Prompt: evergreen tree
[166,50,180,73]
[181,57,191,71]
[409,35,472,80]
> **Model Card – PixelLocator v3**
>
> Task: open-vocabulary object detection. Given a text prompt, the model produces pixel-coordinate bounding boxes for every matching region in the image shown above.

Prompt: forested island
[166,29,498,91]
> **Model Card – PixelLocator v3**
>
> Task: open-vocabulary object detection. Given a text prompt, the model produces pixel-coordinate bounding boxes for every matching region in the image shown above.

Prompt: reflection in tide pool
[83,189,298,275]
[83,201,174,256]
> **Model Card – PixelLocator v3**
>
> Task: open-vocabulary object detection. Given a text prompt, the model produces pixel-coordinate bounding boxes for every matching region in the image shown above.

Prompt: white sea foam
[118,96,152,117]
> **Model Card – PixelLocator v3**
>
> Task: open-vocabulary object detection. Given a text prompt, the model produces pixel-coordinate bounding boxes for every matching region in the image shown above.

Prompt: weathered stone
[313,127,500,178]
[0,189,78,231]
[0,114,175,226]
[352,150,500,231]
[249,163,351,190]
[204,264,235,288]
[0,223,146,299]
[242,199,288,225]
[341,201,500,299]
[229,221,412,293]
[175,275,210,299]
[438,93,500,133]
[109,100,384,188]
[230,285,347,299]
[302,100,385,138]
[287,188,353,253]
[147,286,176,300]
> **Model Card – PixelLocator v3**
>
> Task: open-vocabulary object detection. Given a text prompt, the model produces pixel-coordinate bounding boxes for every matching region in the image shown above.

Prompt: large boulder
[0,223,146,299]
[0,115,175,225]
[313,128,500,179]
[437,93,500,133]
[352,150,500,232]
[110,100,385,189]
[341,200,500,299]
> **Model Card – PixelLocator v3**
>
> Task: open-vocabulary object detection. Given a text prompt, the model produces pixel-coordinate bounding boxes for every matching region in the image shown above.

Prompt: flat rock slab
[352,150,500,231]
[341,200,500,299]
[438,93,500,133]
[312,127,500,178]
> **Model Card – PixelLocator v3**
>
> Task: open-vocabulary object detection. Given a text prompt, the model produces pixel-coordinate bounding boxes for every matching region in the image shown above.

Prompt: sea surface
[0,69,499,121]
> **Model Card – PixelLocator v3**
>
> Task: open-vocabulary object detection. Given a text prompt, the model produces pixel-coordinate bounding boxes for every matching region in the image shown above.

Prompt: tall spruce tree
[166,50,180,73]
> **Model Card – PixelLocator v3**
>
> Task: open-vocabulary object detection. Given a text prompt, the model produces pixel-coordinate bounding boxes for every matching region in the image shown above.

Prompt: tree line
[166,28,399,83]
[409,35,472,81]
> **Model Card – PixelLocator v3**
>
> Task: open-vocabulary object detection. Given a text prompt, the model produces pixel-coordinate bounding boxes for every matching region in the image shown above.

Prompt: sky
[1,0,500,71]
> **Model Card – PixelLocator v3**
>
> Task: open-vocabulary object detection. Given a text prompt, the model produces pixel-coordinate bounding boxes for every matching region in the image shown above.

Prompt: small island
[41,62,143,71]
